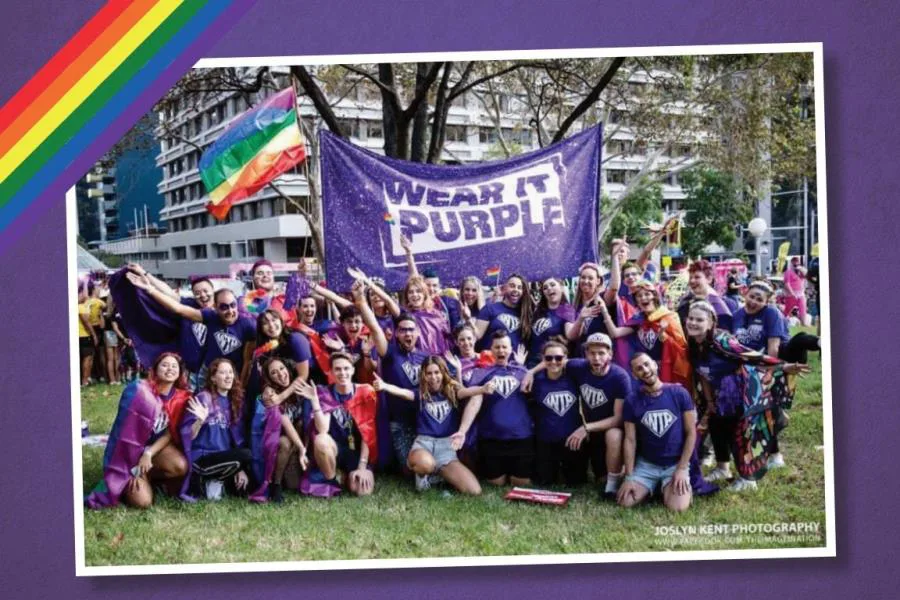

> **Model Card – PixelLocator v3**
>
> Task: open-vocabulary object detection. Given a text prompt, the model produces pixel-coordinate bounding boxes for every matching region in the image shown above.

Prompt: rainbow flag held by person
[383,212,396,225]
[486,266,501,277]
[200,87,306,220]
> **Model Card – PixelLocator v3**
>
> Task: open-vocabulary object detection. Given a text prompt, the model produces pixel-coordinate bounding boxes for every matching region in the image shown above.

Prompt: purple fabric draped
[109,268,181,367]
[248,404,284,503]
[613,297,632,370]
[299,387,344,498]
[411,309,451,355]
[85,381,159,509]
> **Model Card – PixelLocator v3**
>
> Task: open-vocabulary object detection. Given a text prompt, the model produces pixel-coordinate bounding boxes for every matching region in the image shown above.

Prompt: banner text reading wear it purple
[319,126,601,291]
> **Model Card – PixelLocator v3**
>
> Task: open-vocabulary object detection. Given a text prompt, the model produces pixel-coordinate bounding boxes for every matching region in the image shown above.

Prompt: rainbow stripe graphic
[383,212,396,225]
[0,0,257,248]
[200,87,307,220]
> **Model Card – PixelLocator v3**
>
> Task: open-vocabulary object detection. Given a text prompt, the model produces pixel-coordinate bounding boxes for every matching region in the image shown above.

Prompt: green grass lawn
[79,341,827,567]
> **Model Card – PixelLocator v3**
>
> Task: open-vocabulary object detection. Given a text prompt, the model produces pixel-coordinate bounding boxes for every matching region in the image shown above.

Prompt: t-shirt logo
[580,384,609,409]
[497,313,521,332]
[637,328,658,351]
[402,361,421,386]
[192,322,208,346]
[152,411,169,435]
[641,409,677,438]
[532,317,551,337]
[425,400,452,424]
[542,391,576,417]
[331,406,350,428]
[491,375,520,398]
[214,330,242,356]
[462,370,473,383]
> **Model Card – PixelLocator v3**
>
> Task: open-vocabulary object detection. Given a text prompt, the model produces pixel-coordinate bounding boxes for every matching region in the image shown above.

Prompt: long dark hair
[261,356,298,393]
[505,273,535,344]
[205,358,244,422]
[537,277,570,315]
[255,308,291,347]
[149,352,190,393]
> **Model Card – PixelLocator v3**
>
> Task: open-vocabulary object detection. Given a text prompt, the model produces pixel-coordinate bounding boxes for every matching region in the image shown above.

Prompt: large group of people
[85,231,819,513]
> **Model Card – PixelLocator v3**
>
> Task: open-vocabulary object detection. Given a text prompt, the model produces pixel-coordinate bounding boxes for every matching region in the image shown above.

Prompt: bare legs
[407,448,481,495]
[121,444,187,509]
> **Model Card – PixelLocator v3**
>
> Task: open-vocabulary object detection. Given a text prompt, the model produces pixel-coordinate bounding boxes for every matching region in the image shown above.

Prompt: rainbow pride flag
[486,266,501,277]
[200,87,307,220]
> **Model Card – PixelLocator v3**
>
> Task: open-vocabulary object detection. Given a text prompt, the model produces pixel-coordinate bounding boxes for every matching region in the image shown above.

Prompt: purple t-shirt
[565,359,632,423]
[528,304,576,367]
[476,302,523,351]
[251,331,313,393]
[179,298,207,373]
[623,384,694,467]
[731,306,788,352]
[380,341,429,425]
[181,391,240,462]
[468,364,533,440]
[693,348,738,390]
[415,391,461,438]
[326,387,356,447]
[200,308,256,372]
[531,371,581,443]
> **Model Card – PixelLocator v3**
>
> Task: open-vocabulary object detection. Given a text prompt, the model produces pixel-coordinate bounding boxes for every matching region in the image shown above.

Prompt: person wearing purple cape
[179,359,252,501]
[373,357,481,495]
[85,353,190,509]
[125,264,215,387]
[295,353,377,497]
[127,273,256,386]
[248,357,311,503]
[617,353,696,512]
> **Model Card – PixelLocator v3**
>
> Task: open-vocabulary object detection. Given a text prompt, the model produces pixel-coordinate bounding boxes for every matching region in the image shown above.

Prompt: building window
[286,237,309,262]
[479,127,498,144]
[190,244,207,259]
[172,246,187,260]
[248,202,259,220]
[246,239,263,257]
[607,169,627,184]
[445,124,467,143]
[335,118,361,138]
[367,121,383,139]
[214,243,232,258]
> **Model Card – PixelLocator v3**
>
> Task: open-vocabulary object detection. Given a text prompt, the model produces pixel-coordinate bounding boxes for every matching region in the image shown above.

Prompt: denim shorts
[626,457,677,496]
[411,435,458,471]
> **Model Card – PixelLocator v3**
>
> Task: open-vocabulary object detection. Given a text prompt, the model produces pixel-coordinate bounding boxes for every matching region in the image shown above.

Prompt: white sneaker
[767,453,786,469]
[728,478,758,492]
[415,474,431,492]
[205,479,224,501]
[706,467,732,482]
[701,454,717,468]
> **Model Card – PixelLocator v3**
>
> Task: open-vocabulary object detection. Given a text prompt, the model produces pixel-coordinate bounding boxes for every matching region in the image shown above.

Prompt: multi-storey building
[76,166,118,247]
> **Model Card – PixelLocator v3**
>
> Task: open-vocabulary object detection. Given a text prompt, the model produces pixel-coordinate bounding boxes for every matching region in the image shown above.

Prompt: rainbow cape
[200,86,306,219]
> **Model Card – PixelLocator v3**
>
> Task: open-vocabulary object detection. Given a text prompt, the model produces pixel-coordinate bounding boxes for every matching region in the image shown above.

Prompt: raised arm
[603,241,623,305]
[309,280,352,310]
[352,280,389,357]
[297,380,329,436]
[400,234,419,279]
[128,263,180,301]
[598,301,634,338]
[636,216,677,269]
[348,267,401,317]
[371,374,415,401]
[126,272,202,322]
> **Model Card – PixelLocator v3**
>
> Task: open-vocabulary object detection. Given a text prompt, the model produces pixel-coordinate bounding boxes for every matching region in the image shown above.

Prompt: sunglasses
[397,326,417,333]
[544,355,566,363]
[218,302,238,311]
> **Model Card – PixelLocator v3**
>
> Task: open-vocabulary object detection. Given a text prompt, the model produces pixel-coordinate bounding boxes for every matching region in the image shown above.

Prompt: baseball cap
[583,332,612,349]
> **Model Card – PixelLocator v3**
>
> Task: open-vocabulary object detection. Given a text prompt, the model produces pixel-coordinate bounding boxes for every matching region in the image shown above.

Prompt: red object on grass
[504,487,572,506]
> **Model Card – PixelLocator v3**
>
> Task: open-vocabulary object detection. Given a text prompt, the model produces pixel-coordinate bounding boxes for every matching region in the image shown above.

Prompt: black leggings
[709,415,739,464]
[193,448,252,481]
[778,332,820,364]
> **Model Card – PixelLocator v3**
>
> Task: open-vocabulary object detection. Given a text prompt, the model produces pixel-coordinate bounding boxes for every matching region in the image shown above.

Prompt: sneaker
[728,478,758,492]
[701,454,717,468]
[415,474,431,492]
[706,467,732,482]
[767,453,786,469]
[269,483,284,504]
[205,479,224,501]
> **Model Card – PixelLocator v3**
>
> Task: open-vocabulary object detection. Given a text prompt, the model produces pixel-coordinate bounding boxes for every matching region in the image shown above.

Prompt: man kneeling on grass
[617,353,695,512]
[295,353,377,497]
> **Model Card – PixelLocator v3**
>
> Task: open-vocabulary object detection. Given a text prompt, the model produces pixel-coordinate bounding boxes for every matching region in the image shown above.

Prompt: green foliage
[79,344,825,566]
[679,167,752,258]
[601,183,664,250]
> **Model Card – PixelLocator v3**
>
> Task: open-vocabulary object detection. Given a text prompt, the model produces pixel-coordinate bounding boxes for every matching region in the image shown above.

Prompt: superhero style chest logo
[736,323,764,345]
[542,391,576,417]
[402,361,421,386]
[214,330,242,356]
[580,384,609,409]
[462,370,473,383]
[192,322,208,346]
[641,409,677,438]
[491,375,520,398]
[331,406,351,429]
[496,313,521,332]
[425,400,452,424]
[532,317,552,337]
[637,328,659,351]
[152,411,169,435]
[207,406,229,428]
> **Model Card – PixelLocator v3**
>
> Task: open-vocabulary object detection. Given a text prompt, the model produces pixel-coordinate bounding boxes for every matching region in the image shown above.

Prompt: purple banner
[320,127,601,291]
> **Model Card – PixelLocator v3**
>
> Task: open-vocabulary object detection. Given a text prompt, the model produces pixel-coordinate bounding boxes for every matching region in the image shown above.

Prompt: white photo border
[70,41,835,577]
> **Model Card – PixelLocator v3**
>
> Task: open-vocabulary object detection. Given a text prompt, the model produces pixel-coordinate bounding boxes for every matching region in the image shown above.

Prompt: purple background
[0,0,895,596]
